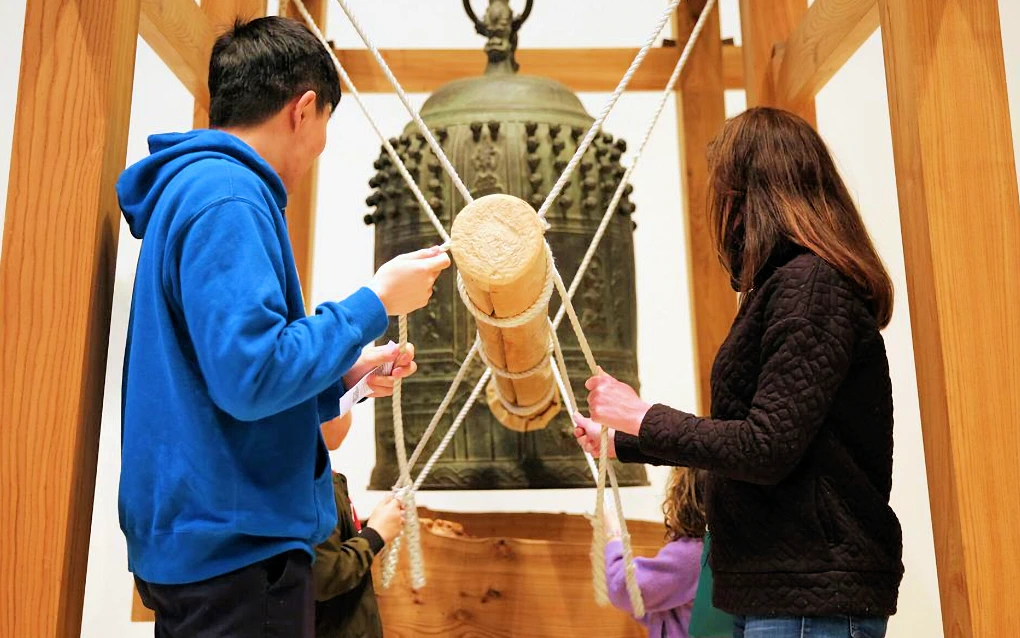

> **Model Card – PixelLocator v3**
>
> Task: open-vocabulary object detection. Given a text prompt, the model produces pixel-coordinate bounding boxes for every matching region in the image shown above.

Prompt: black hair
[208,16,341,128]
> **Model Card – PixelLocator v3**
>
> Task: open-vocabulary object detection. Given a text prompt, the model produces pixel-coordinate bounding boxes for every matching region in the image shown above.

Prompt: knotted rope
[379,316,427,589]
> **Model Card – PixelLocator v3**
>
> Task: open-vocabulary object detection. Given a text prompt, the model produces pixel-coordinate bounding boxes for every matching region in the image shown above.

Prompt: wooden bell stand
[2,0,1018,636]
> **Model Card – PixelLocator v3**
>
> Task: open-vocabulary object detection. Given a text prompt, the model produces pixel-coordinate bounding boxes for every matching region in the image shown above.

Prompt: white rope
[455,244,556,331]
[549,360,599,480]
[404,338,481,471]
[533,0,683,219]
[289,0,451,245]
[413,367,492,492]
[606,458,643,616]
[548,326,643,615]
[477,342,552,381]
[380,334,481,590]
[380,316,426,589]
[553,0,719,328]
[332,0,474,205]
[490,378,558,418]
[550,268,599,374]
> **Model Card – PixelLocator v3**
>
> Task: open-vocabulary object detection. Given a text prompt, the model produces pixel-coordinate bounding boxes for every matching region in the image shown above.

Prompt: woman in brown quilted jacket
[574,107,903,638]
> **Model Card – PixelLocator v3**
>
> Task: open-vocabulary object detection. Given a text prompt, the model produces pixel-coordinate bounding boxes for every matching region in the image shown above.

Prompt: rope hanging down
[380,316,426,589]
[548,325,641,613]
[291,0,718,614]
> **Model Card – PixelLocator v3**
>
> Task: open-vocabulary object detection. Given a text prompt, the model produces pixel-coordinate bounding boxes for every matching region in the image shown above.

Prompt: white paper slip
[337,361,396,417]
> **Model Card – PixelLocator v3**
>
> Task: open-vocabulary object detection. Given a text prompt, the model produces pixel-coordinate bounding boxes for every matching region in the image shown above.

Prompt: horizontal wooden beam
[774,0,879,106]
[335,45,744,93]
[139,0,214,106]
[136,0,744,103]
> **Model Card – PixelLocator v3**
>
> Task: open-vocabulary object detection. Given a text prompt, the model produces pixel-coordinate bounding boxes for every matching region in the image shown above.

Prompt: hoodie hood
[116,129,287,239]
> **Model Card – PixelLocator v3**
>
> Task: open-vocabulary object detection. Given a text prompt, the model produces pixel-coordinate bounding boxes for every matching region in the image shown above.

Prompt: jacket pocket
[815,476,846,546]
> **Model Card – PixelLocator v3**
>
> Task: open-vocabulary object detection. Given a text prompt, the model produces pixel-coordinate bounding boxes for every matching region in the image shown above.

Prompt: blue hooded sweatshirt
[116,130,388,585]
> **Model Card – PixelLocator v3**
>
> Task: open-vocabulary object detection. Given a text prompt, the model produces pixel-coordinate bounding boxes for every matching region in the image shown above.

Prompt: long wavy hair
[707,107,894,327]
[663,467,707,541]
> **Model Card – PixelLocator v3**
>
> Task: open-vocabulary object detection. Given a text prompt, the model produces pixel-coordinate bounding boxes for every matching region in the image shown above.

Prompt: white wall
[0,0,27,263]
[3,1,1019,636]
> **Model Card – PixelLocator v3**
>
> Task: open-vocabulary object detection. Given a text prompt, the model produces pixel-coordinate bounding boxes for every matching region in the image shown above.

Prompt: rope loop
[455,242,555,331]
[489,375,558,418]
[476,338,553,381]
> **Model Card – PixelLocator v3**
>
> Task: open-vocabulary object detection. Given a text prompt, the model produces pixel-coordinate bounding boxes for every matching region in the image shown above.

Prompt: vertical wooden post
[0,0,141,635]
[282,0,327,311]
[193,0,267,128]
[738,0,816,125]
[879,0,1020,634]
[674,0,736,415]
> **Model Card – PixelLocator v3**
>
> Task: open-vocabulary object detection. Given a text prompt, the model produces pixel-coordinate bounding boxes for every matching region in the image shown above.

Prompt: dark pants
[135,550,313,638]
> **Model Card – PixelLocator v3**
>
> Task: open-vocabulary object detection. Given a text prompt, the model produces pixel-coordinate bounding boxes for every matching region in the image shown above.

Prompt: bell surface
[365,2,646,490]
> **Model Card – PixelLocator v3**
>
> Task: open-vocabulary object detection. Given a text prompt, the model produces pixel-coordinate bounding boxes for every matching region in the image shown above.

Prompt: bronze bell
[365,0,646,490]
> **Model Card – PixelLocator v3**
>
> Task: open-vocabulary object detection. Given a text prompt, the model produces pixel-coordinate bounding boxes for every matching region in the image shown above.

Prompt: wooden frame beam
[135,0,744,103]
[674,1,736,415]
[773,0,879,108]
[333,45,744,93]
[879,0,1020,634]
[0,0,141,635]
[139,0,214,106]
[739,0,816,125]
[282,0,327,310]
[193,0,267,128]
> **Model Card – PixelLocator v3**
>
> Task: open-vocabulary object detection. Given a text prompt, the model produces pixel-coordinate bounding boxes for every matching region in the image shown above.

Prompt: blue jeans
[733,616,888,638]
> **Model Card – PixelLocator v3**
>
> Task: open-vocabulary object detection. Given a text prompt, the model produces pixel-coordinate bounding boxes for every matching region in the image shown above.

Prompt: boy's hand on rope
[584,368,652,436]
[370,246,451,315]
[342,343,418,398]
[573,413,617,459]
[367,495,405,545]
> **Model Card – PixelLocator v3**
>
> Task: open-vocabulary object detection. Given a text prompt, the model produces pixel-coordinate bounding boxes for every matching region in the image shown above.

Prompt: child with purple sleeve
[605,468,705,638]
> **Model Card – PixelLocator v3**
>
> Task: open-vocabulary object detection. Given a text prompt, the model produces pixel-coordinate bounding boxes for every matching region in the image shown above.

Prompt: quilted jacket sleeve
[615,431,683,466]
[636,271,857,485]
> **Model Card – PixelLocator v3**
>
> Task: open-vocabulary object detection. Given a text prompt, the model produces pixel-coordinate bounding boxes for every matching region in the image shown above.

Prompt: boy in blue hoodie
[118,17,450,637]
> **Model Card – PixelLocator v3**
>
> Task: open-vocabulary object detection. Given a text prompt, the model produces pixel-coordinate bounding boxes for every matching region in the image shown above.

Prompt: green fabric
[689,533,733,638]
[313,474,384,638]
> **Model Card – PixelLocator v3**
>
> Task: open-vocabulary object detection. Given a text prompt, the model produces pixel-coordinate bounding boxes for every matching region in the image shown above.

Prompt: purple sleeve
[604,538,703,615]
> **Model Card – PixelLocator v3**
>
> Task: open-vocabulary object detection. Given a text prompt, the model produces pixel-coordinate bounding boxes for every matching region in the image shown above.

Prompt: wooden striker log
[450,194,560,432]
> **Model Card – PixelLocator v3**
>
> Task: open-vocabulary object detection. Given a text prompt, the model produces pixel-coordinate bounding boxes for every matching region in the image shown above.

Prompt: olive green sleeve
[313,526,385,601]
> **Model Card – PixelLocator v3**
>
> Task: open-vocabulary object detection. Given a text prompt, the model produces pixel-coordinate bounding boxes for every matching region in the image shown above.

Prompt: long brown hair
[663,467,706,541]
[707,107,894,327]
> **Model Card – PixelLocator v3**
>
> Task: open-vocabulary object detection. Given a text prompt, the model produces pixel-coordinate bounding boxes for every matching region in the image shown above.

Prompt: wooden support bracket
[773,0,879,108]
[139,0,214,106]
